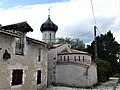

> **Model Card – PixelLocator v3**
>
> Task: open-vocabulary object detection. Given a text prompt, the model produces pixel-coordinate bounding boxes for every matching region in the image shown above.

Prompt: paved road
[47,77,120,90]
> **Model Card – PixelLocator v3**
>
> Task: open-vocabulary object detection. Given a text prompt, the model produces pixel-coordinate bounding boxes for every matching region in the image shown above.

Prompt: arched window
[45,33,46,38]
[74,56,76,61]
[79,56,80,61]
[64,56,66,61]
[67,56,69,61]
[60,56,62,61]
[50,33,51,42]
[83,56,84,61]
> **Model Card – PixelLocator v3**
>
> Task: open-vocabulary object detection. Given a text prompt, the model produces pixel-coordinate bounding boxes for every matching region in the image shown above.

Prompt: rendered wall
[56,63,97,87]
[0,33,47,90]
[47,43,69,85]
[42,31,56,44]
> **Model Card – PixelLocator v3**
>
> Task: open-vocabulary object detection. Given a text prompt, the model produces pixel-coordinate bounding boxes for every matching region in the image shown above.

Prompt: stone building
[0,22,50,90]
[56,48,97,87]
[40,12,98,87]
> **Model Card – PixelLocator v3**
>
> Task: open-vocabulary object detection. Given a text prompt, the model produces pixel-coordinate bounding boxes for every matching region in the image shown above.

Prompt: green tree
[57,37,85,50]
[86,31,120,75]
[118,76,120,83]
[95,58,111,82]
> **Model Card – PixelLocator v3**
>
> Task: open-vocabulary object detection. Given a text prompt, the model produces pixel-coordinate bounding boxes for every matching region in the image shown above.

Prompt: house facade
[0,22,49,90]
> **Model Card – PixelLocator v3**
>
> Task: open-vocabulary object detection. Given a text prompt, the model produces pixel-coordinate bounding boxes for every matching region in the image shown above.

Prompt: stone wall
[47,43,69,85]
[0,33,47,90]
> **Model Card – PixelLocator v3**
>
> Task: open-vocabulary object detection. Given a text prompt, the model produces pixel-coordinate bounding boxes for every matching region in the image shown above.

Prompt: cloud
[0,2,3,5]
[0,0,119,44]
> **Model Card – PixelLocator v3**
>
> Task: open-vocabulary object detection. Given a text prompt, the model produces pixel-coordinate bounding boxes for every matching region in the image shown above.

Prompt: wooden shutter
[12,69,23,86]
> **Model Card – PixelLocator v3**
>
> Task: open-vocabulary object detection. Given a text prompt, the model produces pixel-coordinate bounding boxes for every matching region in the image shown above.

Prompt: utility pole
[94,26,98,59]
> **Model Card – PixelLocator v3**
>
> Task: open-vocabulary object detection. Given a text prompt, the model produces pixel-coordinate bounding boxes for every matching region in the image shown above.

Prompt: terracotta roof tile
[58,48,91,56]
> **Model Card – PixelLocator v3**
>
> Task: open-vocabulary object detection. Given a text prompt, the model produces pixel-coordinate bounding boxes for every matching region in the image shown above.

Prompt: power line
[115,0,120,30]
[90,0,98,59]
[90,0,96,25]
[90,0,101,36]
[77,30,93,38]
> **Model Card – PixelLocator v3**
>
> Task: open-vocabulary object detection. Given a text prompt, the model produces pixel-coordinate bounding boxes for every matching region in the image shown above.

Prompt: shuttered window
[12,69,23,86]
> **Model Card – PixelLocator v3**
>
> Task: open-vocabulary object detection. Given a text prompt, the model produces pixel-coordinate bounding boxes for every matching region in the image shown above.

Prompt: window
[83,56,84,61]
[60,56,62,61]
[12,69,23,86]
[79,56,80,61]
[64,56,66,61]
[15,38,24,55]
[45,33,46,38]
[37,70,41,85]
[67,56,69,61]
[74,56,76,61]
[50,33,51,42]
[38,48,41,62]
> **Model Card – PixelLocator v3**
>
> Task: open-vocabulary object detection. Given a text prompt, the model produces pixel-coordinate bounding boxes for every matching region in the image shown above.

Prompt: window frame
[15,37,24,55]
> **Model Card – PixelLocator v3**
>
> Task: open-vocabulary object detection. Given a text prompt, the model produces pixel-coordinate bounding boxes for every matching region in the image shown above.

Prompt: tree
[57,37,85,50]
[86,31,120,75]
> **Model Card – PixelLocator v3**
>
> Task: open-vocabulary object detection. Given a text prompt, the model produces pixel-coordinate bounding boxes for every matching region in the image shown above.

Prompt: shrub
[118,76,120,83]
[94,58,112,82]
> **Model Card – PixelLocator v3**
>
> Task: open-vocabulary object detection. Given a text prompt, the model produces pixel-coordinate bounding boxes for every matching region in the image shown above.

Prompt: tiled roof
[0,21,33,33]
[26,37,52,47]
[58,48,91,56]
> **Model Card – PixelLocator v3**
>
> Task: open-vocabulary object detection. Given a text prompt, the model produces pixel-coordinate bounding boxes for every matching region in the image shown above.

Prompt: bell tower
[40,9,58,44]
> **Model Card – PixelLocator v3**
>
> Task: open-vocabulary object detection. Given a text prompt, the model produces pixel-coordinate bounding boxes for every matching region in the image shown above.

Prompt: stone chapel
[40,10,98,87]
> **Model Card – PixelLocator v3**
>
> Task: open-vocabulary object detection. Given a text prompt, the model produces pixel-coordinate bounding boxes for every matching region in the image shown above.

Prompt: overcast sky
[0,0,120,44]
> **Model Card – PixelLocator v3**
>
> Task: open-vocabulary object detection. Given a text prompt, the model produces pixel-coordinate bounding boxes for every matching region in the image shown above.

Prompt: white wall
[88,64,98,86]
[56,64,88,87]
[42,31,56,44]
[47,43,69,84]
[56,64,97,87]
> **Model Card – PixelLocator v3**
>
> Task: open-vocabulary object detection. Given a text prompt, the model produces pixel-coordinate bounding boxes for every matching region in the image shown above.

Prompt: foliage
[94,58,111,82]
[117,62,120,74]
[86,31,120,75]
[118,76,120,83]
[57,37,85,50]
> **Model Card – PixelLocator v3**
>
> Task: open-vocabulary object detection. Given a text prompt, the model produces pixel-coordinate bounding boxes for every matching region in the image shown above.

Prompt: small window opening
[38,48,41,62]
[83,56,84,61]
[64,56,66,61]
[79,56,80,61]
[67,56,69,61]
[37,70,41,85]
[74,56,76,61]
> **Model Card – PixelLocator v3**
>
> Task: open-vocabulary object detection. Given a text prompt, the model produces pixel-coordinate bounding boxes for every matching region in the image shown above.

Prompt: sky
[0,0,120,45]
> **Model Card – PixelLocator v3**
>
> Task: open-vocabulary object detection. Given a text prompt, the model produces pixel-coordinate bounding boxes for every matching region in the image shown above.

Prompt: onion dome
[40,15,58,32]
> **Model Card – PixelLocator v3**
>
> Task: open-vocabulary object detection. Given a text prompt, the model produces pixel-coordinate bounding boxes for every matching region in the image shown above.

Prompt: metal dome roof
[40,15,58,32]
